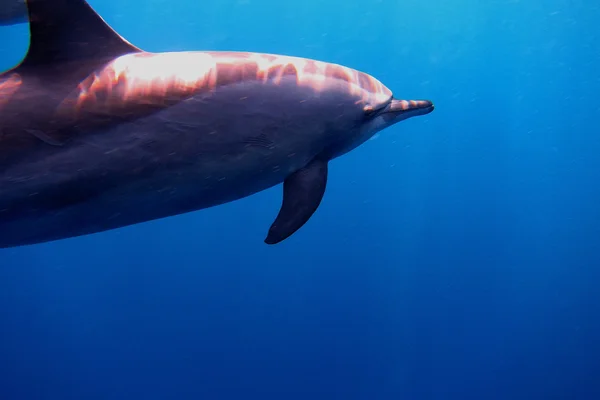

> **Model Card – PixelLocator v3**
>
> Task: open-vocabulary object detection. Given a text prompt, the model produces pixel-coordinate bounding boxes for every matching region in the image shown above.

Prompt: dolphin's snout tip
[420,100,434,113]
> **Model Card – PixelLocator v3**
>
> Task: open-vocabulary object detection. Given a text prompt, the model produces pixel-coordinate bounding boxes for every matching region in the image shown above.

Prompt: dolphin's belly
[0,80,338,247]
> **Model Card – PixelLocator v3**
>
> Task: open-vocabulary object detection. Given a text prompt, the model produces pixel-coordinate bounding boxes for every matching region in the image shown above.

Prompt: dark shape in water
[0,0,434,248]
[0,0,27,25]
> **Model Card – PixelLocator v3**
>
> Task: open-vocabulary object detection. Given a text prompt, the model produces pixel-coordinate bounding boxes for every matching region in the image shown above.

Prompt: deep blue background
[1,0,599,399]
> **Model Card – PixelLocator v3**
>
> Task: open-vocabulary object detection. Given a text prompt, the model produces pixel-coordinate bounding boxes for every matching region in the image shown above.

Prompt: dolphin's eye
[363,105,381,120]
[363,105,376,116]
[363,97,393,118]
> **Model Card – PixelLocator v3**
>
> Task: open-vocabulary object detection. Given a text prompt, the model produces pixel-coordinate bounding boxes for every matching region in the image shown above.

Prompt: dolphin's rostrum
[0,0,434,248]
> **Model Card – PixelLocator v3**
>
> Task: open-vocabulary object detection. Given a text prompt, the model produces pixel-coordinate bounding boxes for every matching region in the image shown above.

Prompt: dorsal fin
[20,0,141,67]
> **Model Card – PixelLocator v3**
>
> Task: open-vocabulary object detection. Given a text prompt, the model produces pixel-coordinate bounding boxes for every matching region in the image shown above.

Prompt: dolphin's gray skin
[0,0,434,248]
[0,0,27,25]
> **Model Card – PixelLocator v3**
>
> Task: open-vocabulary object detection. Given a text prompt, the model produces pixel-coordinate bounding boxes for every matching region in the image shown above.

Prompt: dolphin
[0,0,27,25]
[0,0,434,248]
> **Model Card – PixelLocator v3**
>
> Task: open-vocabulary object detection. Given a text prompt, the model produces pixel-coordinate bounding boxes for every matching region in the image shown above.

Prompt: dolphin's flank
[0,0,434,248]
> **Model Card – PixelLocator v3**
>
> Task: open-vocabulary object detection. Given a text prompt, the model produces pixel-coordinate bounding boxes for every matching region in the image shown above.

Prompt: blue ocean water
[1,0,599,399]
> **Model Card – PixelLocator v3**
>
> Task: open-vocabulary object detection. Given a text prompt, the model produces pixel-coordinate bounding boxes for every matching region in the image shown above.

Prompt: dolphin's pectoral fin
[265,158,328,245]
